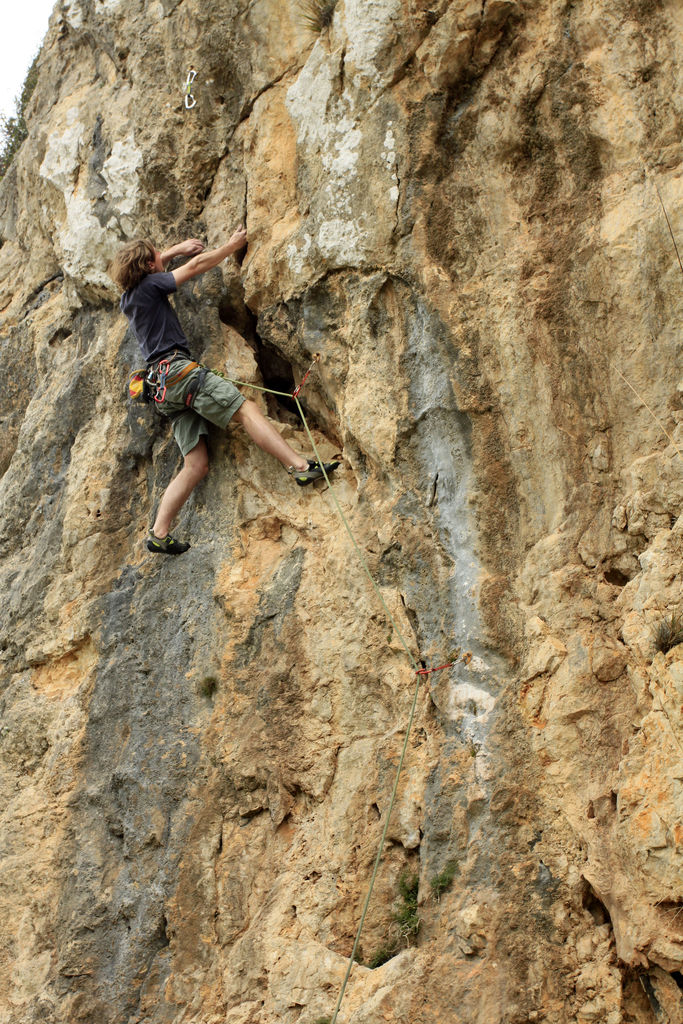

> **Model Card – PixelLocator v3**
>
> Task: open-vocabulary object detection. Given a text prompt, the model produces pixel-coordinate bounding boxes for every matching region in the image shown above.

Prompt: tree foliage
[0,57,39,180]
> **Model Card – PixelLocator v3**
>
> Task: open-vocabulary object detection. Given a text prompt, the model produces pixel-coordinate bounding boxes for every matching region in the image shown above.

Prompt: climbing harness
[184,366,208,408]
[184,67,197,109]
[134,357,203,407]
[165,360,199,390]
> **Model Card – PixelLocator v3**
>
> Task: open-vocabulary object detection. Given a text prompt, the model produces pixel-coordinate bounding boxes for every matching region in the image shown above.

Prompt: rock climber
[110,228,339,554]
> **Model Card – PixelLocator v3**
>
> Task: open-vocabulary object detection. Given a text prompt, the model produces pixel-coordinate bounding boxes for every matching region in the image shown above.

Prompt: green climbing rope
[293,394,424,1023]
[293,395,421,672]
[210,366,446,1021]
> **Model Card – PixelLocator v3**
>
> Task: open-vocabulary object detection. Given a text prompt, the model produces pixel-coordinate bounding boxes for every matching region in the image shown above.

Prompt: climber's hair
[108,238,157,292]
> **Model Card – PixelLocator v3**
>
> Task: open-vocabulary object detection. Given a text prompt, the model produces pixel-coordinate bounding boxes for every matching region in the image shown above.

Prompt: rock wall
[0,1,682,1022]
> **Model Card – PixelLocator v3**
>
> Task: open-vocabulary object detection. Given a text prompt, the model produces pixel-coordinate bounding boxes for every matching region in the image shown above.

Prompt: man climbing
[110,228,339,554]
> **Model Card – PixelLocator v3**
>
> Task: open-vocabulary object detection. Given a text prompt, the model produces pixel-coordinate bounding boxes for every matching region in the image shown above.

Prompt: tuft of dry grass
[652,613,683,655]
[297,0,338,34]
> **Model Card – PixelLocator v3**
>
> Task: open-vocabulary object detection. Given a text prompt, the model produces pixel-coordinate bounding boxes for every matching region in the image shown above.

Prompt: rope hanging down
[602,171,683,466]
[299,395,467,1023]
[609,359,683,464]
[212,355,464,1022]
[645,164,683,280]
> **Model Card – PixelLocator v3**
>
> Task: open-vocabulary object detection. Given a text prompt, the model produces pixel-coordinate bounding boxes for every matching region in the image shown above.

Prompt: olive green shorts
[156,357,246,456]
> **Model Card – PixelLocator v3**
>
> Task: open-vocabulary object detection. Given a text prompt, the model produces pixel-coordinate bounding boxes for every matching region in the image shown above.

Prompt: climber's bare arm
[160,238,205,268]
[171,227,248,285]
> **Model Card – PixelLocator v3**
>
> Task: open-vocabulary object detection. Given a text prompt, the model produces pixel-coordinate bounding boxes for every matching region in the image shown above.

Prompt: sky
[1,0,57,123]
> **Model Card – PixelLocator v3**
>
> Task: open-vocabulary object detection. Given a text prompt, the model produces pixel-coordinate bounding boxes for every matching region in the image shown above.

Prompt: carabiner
[154,359,171,403]
[184,68,197,109]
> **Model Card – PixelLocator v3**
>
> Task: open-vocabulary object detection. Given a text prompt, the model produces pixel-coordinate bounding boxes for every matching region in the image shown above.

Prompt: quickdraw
[415,661,457,676]
[184,67,197,109]
[154,359,171,403]
[292,353,321,398]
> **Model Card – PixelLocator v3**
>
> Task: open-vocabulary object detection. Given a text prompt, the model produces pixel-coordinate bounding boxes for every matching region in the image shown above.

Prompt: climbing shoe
[146,532,190,555]
[288,458,340,486]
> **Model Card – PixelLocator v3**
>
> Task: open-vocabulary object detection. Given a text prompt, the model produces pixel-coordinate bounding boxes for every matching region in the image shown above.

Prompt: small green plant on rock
[652,612,683,655]
[297,0,338,34]
[198,675,219,698]
[365,870,421,968]
[429,859,459,900]
[394,871,420,943]
[366,943,399,969]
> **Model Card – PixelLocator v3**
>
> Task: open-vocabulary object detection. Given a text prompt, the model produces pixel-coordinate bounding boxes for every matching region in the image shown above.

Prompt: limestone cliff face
[0,1,681,1022]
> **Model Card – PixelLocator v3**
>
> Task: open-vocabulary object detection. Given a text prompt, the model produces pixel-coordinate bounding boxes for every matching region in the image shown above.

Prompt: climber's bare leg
[153,438,209,537]
[233,400,308,471]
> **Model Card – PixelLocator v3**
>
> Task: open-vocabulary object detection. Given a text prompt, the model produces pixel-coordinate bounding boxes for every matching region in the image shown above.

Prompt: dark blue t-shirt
[120,271,191,364]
